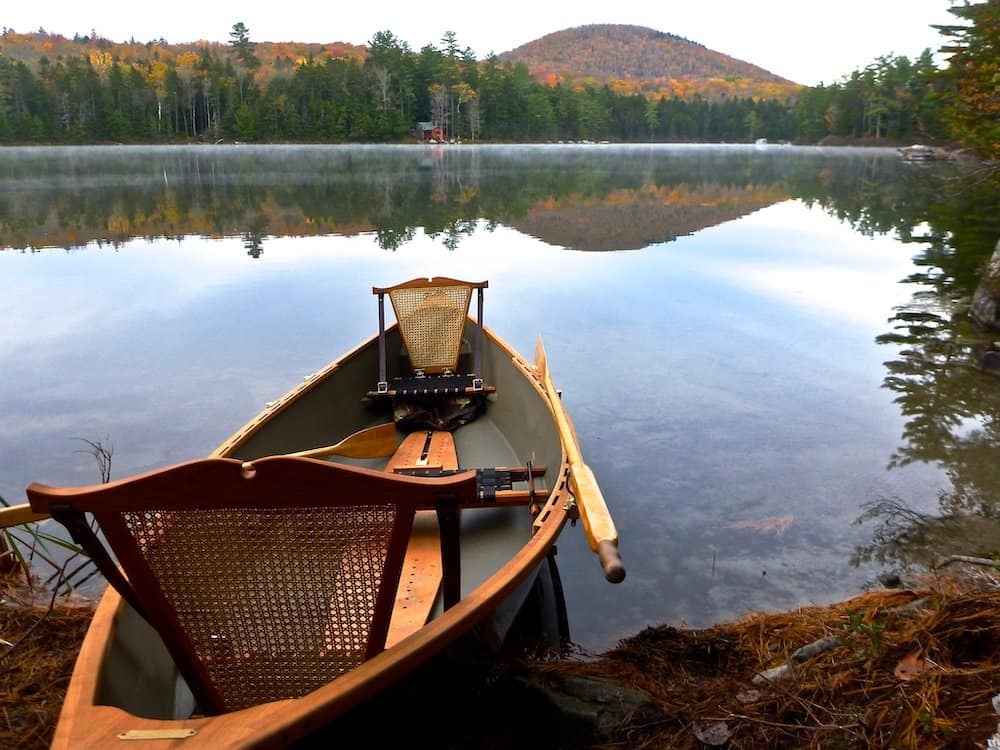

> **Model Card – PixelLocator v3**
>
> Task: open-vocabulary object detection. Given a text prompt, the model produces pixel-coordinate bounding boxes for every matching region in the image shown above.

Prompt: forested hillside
[0,5,996,158]
[0,29,367,72]
[0,27,802,145]
[498,24,800,100]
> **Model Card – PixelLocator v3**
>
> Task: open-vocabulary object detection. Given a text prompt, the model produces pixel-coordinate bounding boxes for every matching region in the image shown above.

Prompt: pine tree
[229,22,259,71]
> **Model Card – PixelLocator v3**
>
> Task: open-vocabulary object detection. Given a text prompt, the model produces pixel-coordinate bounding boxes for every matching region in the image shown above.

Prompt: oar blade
[537,338,625,583]
[330,422,398,458]
[534,334,549,382]
[291,422,399,461]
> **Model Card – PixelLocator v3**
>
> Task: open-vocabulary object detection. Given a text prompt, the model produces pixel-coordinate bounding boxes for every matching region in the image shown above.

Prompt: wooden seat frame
[27,456,478,715]
[371,277,491,397]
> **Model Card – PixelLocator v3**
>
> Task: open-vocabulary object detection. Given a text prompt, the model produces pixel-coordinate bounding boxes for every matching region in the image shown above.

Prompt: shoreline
[0,136,955,149]
[4,569,999,749]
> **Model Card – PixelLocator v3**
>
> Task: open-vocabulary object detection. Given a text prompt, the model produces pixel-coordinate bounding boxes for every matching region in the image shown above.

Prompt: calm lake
[3,144,1000,653]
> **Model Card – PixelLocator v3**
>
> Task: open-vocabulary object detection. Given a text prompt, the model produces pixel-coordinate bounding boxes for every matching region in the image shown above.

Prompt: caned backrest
[26,457,475,715]
[375,277,486,375]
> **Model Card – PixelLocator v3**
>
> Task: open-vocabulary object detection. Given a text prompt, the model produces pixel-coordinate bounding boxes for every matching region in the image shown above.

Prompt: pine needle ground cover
[4,575,1000,749]
[0,587,94,750]
[540,575,1000,749]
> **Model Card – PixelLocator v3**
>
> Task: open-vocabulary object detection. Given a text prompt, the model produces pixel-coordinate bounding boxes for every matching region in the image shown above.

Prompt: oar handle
[569,461,626,583]
[291,443,350,460]
[597,541,626,584]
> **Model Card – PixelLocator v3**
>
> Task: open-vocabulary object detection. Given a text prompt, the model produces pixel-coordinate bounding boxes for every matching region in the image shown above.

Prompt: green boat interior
[28,277,566,721]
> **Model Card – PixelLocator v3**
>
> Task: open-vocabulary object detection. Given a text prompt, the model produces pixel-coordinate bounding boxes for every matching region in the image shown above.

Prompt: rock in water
[980,351,1000,375]
[971,239,1000,331]
[515,671,658,739]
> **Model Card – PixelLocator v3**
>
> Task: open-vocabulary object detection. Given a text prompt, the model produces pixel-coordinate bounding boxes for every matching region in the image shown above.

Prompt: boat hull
[50,324,571,749]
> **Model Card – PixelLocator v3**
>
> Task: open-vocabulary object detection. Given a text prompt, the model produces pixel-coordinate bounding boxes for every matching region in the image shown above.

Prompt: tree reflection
[0,145,906,255]
[242,216,269,259]
[6,145,1000,571]
[836,167,1000,571]
[374,226,415,252]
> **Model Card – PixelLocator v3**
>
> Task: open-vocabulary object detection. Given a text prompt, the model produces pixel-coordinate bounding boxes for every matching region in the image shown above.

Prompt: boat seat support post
[49,504,147,620]
[474,285,484,387]
[377,291,388,394]
[436,493,461,610]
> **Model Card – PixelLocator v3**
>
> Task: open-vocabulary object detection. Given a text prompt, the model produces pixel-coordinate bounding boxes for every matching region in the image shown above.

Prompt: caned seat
[387,282,473,375]
[26,456,473,715]
[370,277,494,398]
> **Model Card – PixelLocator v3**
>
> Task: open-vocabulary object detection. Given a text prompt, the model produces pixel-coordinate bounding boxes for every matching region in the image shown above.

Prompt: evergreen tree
[366,30,415,140]
[936,0,1000,158]
[229,22,259,71]
[0,23,988,149]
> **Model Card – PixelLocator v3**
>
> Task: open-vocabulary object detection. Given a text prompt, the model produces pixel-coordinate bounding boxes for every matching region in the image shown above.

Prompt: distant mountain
[498,24,801,100]
[2,26,799,102]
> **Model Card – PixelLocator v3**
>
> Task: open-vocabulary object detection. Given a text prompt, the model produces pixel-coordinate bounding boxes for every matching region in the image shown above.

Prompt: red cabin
[415,121,444,142]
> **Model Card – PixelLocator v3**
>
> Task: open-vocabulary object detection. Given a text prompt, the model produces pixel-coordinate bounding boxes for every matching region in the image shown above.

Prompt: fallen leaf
[727,515,795,535]
[894,650,927,681]
[692,720,732,746]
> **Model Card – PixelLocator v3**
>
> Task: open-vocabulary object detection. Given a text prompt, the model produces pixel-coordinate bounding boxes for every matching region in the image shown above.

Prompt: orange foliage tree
[937,0,1000,159]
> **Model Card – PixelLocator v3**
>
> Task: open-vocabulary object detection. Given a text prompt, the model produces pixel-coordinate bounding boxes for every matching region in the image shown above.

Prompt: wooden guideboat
[21,277,625,749]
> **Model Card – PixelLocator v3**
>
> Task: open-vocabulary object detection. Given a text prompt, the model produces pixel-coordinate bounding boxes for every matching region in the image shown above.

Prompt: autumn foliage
[0,17,995,156]
[499,24,803,101]
[936,0,1000,159]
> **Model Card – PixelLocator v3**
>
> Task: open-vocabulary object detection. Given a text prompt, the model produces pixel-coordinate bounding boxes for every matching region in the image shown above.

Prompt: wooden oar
[288,422,398,460]
[0,423,399,530]
[534,335,626,583]
[0,504,49,529]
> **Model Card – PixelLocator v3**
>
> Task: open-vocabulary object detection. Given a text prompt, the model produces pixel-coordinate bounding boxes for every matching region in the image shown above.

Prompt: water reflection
[242,217,269,259]
[3,144,1000,648]
[0,144,910,254]
[845,167,1000,571]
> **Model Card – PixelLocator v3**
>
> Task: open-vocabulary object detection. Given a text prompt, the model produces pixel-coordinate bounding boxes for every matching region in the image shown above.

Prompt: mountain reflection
[0,144,904,254]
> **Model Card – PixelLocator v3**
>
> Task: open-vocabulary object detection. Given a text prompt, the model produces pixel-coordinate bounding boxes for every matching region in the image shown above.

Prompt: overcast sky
[5,0,958,86]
